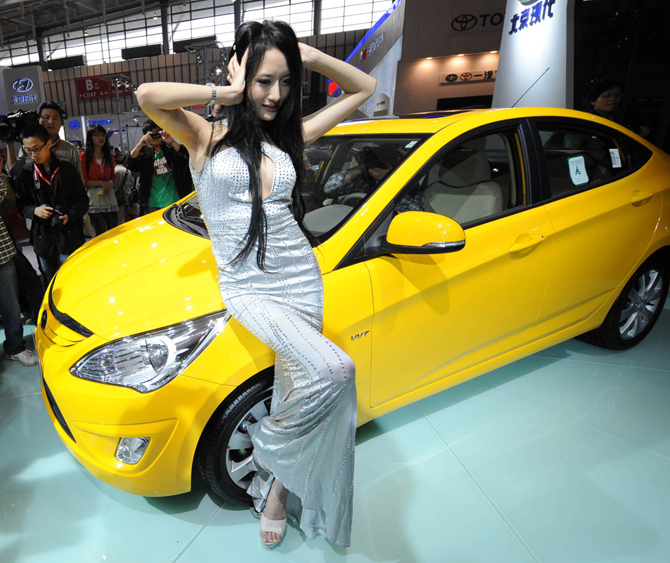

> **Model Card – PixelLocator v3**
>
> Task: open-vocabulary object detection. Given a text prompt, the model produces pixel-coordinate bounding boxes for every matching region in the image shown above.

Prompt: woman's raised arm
[135,52,248,162]
[300,44,376,146]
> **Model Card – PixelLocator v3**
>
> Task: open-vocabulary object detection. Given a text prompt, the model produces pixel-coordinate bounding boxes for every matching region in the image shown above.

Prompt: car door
[361,121,555,408]
[528,118,663,339]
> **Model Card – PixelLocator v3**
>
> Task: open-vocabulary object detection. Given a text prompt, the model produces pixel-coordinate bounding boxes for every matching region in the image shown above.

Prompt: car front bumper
[37,304,236,497]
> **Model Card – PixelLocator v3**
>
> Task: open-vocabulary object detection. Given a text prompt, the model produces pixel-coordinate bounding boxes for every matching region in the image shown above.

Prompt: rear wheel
[579,258,668,350]
[197,375,273,505]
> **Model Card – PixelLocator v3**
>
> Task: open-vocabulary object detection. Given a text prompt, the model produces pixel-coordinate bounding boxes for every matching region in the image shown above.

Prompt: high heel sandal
[260,513,287,547]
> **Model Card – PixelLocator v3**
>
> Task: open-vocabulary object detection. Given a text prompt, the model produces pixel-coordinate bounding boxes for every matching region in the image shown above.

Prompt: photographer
[127,120,192,215]
[15,123,88,285]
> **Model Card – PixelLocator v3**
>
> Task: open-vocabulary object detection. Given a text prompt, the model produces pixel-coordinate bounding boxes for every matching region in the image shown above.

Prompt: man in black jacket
[127,120,192,215]
[16,123,89,285]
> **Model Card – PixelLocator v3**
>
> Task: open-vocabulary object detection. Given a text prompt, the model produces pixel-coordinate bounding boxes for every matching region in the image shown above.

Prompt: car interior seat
[422,151,503,224]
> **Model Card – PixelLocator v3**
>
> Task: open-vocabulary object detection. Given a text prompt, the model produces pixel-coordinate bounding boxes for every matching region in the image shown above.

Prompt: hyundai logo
[12,78,34,93]
[69,120,81,131]
[451,14,477,32]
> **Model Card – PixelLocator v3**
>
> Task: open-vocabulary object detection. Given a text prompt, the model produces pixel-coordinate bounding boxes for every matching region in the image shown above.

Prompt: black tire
[197,373,273,505]
[579,258,668,350]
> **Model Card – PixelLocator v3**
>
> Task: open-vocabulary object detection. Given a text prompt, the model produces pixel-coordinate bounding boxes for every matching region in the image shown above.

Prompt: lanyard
[34,163,59,187]
[52,138,61,153]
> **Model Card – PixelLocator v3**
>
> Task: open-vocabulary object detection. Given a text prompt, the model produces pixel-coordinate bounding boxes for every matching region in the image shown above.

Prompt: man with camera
[8,101,83,180]
[15,123,89,285]
[127,120,192,215]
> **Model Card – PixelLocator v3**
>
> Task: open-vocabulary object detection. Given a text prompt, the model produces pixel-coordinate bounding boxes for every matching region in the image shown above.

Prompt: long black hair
[211,20,306,270]
[84,125,114,175]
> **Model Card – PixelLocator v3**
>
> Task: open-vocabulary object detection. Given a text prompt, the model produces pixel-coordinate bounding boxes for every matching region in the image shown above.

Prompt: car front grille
[42,377,76,443]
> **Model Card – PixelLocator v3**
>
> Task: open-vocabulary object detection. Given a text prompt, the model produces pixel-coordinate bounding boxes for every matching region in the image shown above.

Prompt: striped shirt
[0,177,17,265]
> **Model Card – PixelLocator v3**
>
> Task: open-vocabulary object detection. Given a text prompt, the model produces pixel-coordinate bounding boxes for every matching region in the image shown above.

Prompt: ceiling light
[457,53,464,57]
[490,50,498,54]
[22,44,27,50]
[84,30,88,36]
[426,57,432,60]
[153,13,158,20]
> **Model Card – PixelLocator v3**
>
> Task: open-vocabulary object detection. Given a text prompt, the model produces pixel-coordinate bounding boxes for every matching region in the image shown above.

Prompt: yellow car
[37,107,670,504]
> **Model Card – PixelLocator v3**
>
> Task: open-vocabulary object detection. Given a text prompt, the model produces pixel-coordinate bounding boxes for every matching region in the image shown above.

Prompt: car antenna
[511,67,551,108]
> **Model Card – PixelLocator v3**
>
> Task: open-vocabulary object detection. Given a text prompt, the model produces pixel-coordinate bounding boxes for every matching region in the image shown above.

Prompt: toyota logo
[451,14,477,32]
[12,78,34,93]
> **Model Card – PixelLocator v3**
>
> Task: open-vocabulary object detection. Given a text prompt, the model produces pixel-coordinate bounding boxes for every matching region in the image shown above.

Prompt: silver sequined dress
[190,142,357,547]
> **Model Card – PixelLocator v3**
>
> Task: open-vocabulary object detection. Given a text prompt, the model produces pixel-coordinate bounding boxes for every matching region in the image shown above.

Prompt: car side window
[395,128,526,226]
[536,122,634,198]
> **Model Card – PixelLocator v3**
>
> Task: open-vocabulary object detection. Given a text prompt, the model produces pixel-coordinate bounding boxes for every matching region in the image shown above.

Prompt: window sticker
[609,148,622,168]
[405,140,418,149]
[568,156,589,186]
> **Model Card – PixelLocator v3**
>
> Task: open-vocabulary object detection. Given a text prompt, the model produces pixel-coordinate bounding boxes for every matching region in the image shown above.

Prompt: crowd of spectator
[0,101,193,367]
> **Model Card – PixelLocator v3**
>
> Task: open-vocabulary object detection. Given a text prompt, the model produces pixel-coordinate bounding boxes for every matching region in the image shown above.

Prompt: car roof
[323,107,626,137]
[325,109,487,135]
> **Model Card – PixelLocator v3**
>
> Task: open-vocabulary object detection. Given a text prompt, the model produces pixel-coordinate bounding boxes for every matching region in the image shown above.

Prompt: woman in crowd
[81,125,118,235]
[136,20,375,548]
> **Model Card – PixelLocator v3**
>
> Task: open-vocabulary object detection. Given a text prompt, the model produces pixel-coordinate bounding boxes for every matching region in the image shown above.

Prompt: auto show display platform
[1,298,670,563]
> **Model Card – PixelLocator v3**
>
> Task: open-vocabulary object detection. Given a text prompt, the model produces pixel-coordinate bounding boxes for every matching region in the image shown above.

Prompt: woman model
[137,21,375,548]
[81,125,118,235]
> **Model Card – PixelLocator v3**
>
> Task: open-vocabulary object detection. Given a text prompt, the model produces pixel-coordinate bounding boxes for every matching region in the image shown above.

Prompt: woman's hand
[103,180,113,193]
[222,50,248,105]
[298,43,315,68]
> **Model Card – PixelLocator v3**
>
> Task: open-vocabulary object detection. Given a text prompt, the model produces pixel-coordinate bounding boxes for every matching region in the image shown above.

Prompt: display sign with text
[2,66,45,113]
[76,76,131,101]
[440,70,497,84]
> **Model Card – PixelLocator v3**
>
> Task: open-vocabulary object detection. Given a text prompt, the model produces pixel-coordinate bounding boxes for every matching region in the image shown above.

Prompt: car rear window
[535,119,653,200]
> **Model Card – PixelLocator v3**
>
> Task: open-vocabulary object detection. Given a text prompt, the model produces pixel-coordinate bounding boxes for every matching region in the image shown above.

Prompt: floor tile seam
[530,353,670,375]
[473,380,670,464]
[170,504,223,563]
[0,391,42,403]
[414,401,543,563]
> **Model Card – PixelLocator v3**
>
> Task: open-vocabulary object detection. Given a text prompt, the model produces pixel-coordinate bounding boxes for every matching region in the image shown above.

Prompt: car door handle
[509,234,544,254]
[630,191,654,206]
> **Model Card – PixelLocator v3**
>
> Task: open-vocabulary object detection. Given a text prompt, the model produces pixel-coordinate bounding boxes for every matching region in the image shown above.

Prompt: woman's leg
[262,478,289,545]
[89,213,106,236]
[104,211,118,230]
[225,295,356,547]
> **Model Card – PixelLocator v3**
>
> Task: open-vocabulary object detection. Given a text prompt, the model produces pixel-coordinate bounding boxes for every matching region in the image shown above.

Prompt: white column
[492,0,575,109]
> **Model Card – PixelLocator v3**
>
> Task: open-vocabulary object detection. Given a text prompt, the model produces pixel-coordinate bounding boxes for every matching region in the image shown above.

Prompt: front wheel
[197,375,273,505]
[579,258,668,350]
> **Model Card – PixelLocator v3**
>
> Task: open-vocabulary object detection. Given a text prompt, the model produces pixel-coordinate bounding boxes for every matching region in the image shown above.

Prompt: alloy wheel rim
[619,269,663,340]
[224,390,272,491]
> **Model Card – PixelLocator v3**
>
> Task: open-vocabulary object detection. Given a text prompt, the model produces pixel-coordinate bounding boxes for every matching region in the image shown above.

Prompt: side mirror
[380,211,465,254]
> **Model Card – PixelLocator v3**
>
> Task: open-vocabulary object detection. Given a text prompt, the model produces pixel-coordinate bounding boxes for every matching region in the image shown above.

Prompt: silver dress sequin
[190,142,357,548]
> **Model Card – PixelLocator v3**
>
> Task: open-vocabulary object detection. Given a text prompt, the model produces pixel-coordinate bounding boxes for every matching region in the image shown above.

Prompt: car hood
[50,212,223,341]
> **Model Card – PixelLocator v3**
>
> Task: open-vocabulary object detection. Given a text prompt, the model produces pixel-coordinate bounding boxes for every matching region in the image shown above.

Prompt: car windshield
[165,135,426,244]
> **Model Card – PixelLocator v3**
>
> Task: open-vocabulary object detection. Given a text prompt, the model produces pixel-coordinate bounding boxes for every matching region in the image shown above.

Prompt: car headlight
[70,310,230,393]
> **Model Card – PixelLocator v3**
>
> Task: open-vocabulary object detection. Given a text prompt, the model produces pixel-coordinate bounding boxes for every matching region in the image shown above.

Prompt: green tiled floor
[1,302,669,562]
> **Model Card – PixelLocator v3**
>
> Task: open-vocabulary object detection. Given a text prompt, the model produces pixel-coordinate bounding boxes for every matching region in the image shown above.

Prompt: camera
[50,207,66,231]
[150,133,162,139]
[0,109,40,142]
